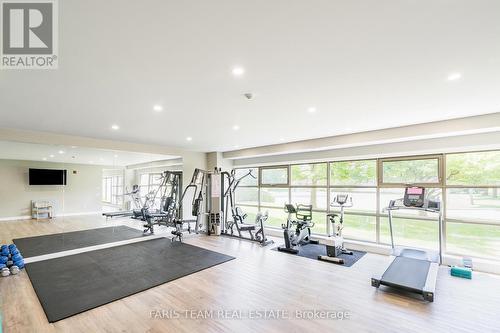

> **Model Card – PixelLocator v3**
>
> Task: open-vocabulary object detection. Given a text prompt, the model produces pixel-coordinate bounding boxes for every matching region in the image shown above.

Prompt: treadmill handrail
[386,200,443,265]
[385,205,441,214]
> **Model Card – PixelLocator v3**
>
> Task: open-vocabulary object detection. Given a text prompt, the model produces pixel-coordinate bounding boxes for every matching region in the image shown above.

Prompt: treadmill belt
[13,226,147,258]
[26,238,235,322]
[381,256,431,291]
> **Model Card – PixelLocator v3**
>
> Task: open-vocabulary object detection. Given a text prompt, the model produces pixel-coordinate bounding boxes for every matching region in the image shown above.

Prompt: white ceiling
[1,1,499,152]
[0,141,177,166]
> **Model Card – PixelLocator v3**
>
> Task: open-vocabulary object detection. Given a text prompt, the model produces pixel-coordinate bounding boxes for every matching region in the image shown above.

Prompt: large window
[446,188,500,222]
[446,151,500,186]
[261,167,288,186]
[291,188,327,210]
[235,167,259,207]
[235,168,259,186]
[444,151,500,260]
[329,160,378,242]
[260,188,288,207]
[380,157,440,185]
[234,149,500,262]
[139,172,167,209]
[330,160,376,186]
[102,177,112,203]
[330,188,376,213]
[291,163,327,186]
[102,175,123,205]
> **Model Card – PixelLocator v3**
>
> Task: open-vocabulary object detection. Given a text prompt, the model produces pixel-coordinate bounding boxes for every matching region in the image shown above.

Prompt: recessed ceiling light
[58,150,65,154]
[232,67,245,77]
[232,125,240,131]
[114,154,118,158]
[234,145,240,149]
[447,72,462,81]
[71,146,77,149]
[111,124,120,130]
[42,157,47,161]
[153,105,163,112]
[307,107,317,113]
[186,137,193,141]
[279,138,285,141]
[49,154,55,158]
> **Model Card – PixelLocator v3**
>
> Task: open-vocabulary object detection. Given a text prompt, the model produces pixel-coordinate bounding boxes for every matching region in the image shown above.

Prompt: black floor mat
[26,238,235,322]
[14,226,146,258]
[272,243,366,267]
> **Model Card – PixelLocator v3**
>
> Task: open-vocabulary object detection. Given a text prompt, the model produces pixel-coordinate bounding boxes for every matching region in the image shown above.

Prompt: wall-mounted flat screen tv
[29,168,67,185]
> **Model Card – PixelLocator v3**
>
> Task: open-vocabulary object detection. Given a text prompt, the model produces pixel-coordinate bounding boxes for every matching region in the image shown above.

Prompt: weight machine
[219,169,273,246]
[142,168,214,241]
[141,171,181,234]
[102,184,155,220]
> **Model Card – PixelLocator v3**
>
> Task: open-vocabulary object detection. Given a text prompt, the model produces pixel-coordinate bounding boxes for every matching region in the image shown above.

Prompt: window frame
[378,154,443,187]
[232,148,500,262]
[234,167,259,187]
[259,165,290,187]
[102,174,123,206]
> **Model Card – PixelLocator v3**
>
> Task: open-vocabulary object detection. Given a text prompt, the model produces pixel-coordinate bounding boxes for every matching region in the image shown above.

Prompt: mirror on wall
[0,140,181,221]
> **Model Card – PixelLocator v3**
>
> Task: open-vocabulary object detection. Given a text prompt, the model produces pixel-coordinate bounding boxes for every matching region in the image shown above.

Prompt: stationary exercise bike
[278,204,319,254]
[318,194,353,264]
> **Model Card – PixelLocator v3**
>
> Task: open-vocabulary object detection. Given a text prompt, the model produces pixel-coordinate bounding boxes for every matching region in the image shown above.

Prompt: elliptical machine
[318,194,353,264]
[278,204,319,254]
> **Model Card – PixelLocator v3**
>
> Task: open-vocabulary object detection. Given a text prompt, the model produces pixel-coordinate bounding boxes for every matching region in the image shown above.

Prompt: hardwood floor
[1,215,500,333]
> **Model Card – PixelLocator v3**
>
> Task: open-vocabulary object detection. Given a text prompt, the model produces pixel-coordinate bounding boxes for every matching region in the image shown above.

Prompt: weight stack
[209,213,221,236]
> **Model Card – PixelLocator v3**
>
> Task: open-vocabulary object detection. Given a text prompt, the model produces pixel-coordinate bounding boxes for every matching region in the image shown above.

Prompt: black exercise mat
[26,238,235,322]
[14,226,146,258]
[272,243,366,267]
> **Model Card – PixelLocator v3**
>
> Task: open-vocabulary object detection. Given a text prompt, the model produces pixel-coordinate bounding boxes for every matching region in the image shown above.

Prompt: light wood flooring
[1,215,500,333]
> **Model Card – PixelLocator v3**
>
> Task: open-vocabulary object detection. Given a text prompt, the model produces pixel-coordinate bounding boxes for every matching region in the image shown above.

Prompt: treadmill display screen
[407,187,424,195]
[404,187,425,207]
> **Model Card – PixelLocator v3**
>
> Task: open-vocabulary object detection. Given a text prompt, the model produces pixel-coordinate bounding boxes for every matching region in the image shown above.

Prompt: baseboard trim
[58,211,102,217]
[0,211,102,222]
[0,215,31,221]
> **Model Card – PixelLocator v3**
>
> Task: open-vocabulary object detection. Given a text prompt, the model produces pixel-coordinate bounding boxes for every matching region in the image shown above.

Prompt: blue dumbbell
[0,249,8,256]
[11,248,19,255]
[13,260,24,269]
[12,254,23,262]
[0,263,5,270]
[0,256,7,264]
[8,244,16,250]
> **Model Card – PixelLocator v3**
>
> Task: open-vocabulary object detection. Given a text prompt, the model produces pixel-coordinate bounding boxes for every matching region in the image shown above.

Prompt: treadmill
[371,186,442,302]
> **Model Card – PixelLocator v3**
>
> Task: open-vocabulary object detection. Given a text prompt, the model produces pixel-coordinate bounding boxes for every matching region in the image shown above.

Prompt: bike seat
[239,223,256,231]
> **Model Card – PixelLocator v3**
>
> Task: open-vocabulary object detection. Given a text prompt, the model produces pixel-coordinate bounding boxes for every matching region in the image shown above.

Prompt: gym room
[0,1,499,332]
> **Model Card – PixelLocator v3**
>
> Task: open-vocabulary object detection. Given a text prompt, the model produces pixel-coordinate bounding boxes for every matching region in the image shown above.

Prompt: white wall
[0,159,104,219]
[0,129,209,219]
[225,112,500,160]
[233,131,500,167]
[207,152,234,172]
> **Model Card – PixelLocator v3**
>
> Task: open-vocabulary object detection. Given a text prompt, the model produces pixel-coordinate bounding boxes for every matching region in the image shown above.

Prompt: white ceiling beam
[224,112,500,160]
